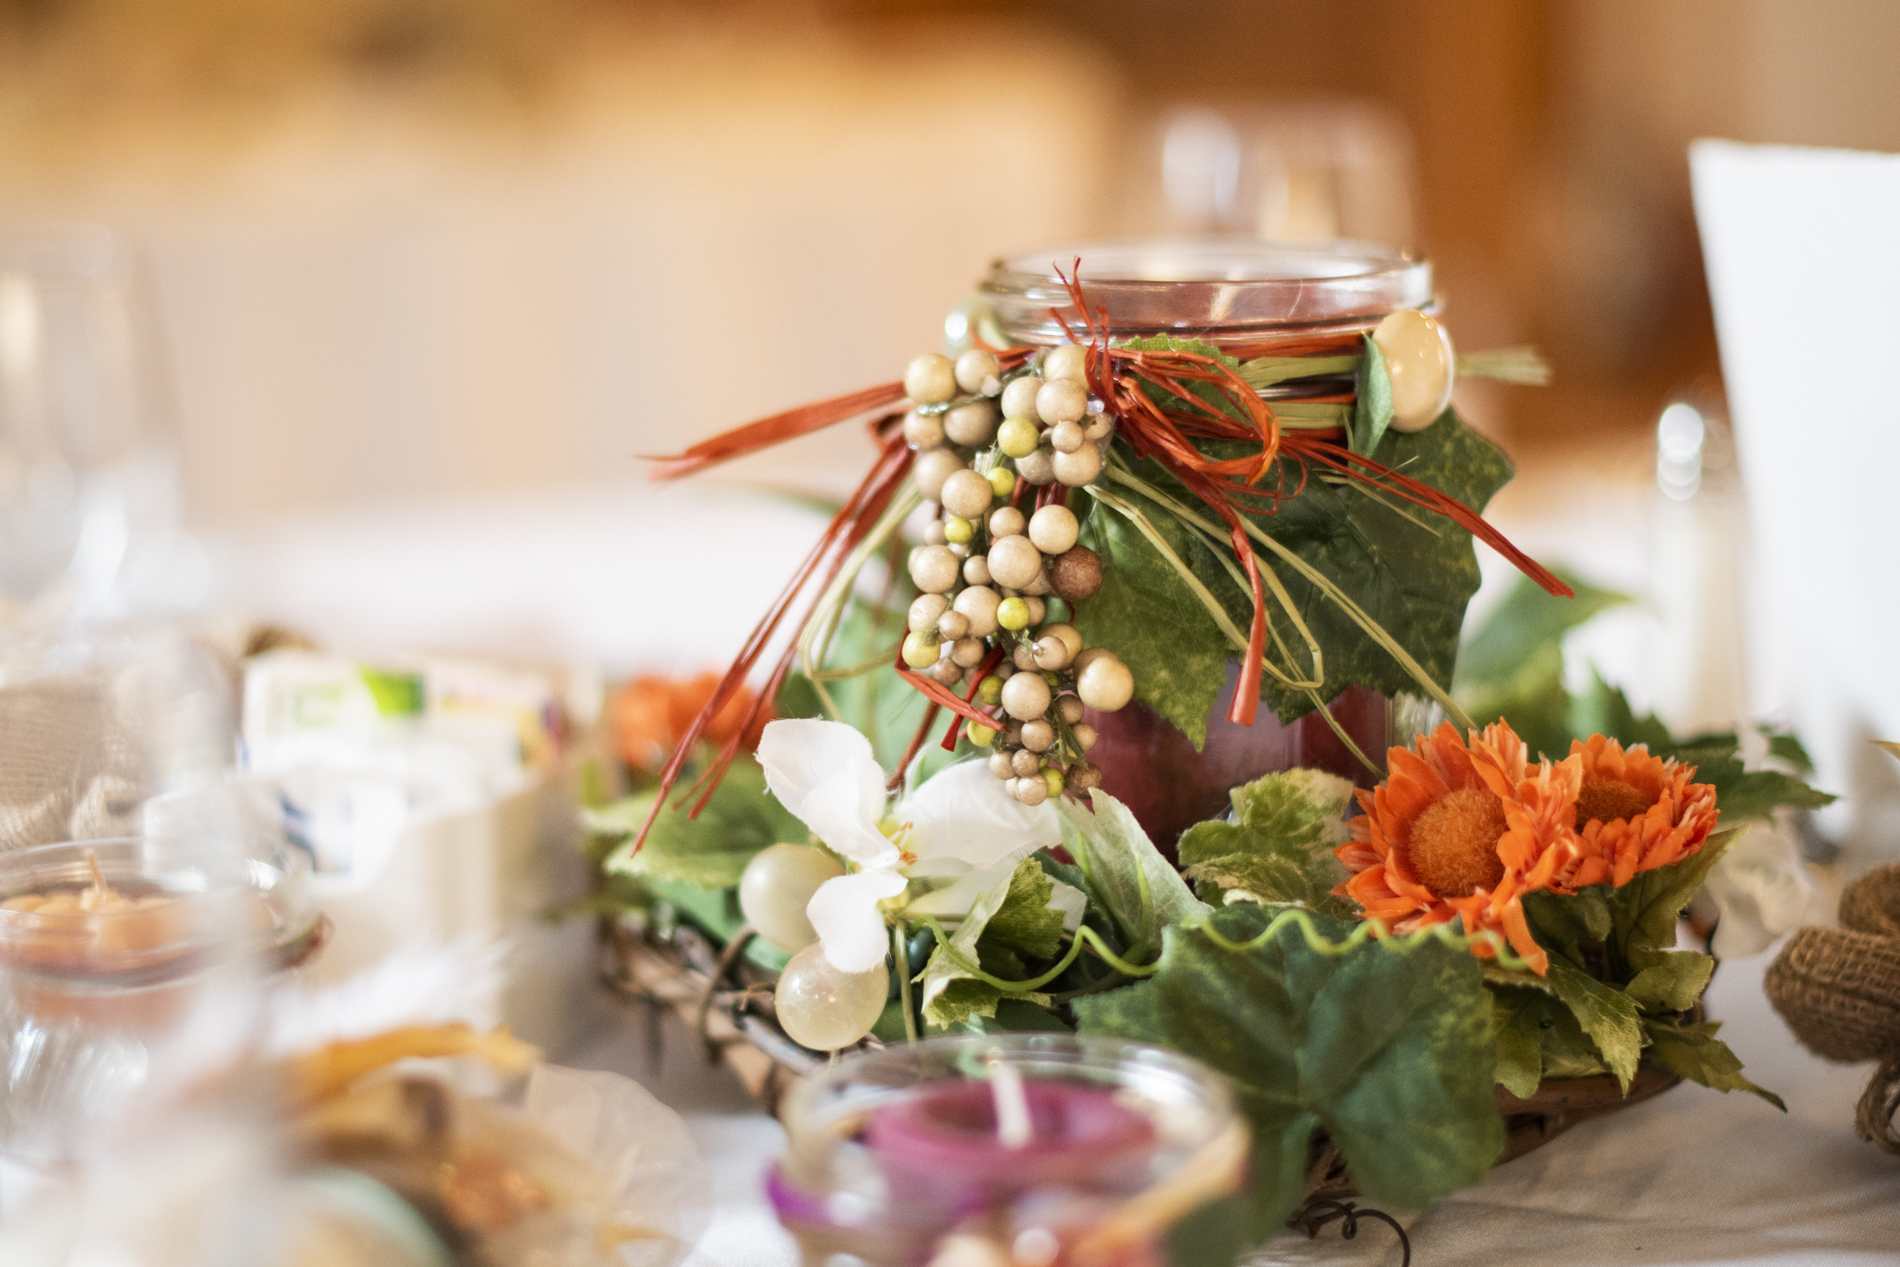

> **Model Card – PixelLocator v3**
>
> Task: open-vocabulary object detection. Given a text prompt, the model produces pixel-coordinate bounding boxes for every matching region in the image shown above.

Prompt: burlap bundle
[0,668,148,851]
[1765,862,1900,1152]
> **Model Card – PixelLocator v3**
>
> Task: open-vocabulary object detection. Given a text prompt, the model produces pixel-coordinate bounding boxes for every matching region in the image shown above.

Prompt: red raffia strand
[627,429,913,852]
[645,381,908,481]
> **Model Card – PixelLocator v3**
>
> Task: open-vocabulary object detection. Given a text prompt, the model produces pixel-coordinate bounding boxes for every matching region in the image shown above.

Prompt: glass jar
[977,239,1442,851]
[768,1033,1246,1267]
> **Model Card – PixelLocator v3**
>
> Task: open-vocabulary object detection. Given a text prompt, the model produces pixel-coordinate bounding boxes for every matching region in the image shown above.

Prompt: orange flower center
[1405,789,1508,898]
[1575,777,1654,828]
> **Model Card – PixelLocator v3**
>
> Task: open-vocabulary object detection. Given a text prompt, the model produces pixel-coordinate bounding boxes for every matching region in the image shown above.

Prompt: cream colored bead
[910,593,948,629]
[954,585,1002,638]
[1024,597,1046,625]
[988,506,1026,538]
[1000,375,1042,421]
[1082,414,1115,442]
[1042,343,1088,384]
[1040,623,1083,658]
[1028,504,1080,554]
[936,610,970,642]
[1073,722,1098,752]
[1021,719,1055,752]
[1058,696,1085,725]
[1032,635,1072,671]
[1021,569,1051,597]
[951,636,987,668]
[1017,447,1058,485]
[989,751,1016,780]
[940,469,994,520]
[1035,378,1088,426]
[904,410,946,450]
[924,520,947,545]
[1053,444,1103,487]
[1001,671,1052,721]
[963,554,992,586]
[914,447,965,501]
[932,659,963,687]
[1077,654,1134,712]
[1011,747,1042,777]
[905,353,957,405]
[987,534,1043,590]
[1014,775,1049,807]
[1371,309,1455,432]
[955,349,1001,395]
[909,544,961,594]
[945,401,999,447]
[1048,420,1085,453]
[1012,642,1039,671]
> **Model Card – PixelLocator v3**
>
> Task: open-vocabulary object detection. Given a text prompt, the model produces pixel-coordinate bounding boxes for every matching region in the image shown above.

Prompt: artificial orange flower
[610,673,771,772]
[1568,734,1719,887]
[1336,720,1583,975]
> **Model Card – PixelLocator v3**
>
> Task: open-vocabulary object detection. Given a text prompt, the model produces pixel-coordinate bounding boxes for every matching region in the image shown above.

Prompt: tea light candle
[0,849,194,974]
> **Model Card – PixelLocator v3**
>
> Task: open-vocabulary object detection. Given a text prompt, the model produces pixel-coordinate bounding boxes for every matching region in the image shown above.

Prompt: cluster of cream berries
[898,344,1134,805]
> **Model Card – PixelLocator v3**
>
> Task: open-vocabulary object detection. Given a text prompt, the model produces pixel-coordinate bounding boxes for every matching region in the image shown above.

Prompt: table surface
[559,946,1900,1267]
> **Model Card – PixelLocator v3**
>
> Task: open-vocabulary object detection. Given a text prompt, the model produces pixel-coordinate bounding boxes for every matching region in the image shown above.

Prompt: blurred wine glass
[0,228,184,617]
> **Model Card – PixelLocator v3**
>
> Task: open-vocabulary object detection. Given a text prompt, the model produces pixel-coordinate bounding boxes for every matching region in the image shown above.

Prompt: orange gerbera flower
[610,672,772,772]
[1569,734,1719,887]
[1335,720,1582,975]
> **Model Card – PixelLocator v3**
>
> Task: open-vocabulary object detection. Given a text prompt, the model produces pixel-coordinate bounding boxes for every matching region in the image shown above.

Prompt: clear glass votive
[769,1034,1247,1267]
[0,835,322,1160]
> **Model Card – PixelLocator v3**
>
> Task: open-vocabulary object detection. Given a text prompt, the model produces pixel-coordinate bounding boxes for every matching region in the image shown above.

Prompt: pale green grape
[738,844,844,954]
[774,944,889,1051]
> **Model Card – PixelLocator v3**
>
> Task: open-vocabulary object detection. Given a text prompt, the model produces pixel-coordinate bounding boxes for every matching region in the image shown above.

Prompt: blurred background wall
[1,0,1895,528]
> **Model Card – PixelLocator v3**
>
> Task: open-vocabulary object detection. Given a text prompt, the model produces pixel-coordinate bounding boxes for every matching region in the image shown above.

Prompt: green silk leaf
[1541,958,1644,1090]
[1072,483,1232,750]
[1075,903,1503,1233]
[1351,333,1393,457]
[1056,790,1210,954]
[1642,1019,1787,1109]
[593,755,806,889]
[1176,768,1357,915]
[916,858,1060,1030]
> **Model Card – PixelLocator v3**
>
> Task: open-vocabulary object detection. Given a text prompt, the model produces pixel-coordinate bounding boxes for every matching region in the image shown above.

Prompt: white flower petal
[903,759,1060,871]
[808,869,908,973]
[905,858,1016,921]
[1047,879,1087,931]
[758,719,895,867]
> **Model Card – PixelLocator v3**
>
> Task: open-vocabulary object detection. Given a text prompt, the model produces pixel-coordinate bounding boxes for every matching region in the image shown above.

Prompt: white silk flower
[756,718,1082,973]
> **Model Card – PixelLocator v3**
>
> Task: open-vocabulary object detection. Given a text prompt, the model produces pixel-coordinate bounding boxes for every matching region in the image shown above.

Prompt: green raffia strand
[894,922,919,1042]
[921,905,1530,1000]
[1237,353,1360,391]
[1457,346,1552,386]
[796,485,923,721]
[1105,461,1477,731]
[1270,401,1353,429]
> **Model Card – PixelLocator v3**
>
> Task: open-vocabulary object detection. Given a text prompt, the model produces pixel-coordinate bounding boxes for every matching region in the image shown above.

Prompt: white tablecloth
[559,947,1900,1267]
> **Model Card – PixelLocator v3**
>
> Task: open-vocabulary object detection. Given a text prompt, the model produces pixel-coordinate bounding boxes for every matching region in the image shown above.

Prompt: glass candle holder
[977,240,1443,851]
[768,1034,1246,1267]
[0,835,321,1160]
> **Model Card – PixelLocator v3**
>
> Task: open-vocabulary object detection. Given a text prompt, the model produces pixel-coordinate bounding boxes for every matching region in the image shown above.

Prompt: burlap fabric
[1765,862,1900,1152]
[0,668,148,851]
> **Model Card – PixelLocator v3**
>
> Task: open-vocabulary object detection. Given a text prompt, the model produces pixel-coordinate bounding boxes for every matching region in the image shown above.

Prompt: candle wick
[989,1060,1032,1149]
[84,849,112,900]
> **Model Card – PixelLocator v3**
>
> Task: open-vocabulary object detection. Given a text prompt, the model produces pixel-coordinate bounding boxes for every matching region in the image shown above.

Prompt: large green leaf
[1176,768,1357,915]
[1075,902,1503,1245]
[1056,791,1210,954]
[1072,483,1231,750]
[593,755,806,889]
[916,858,1060,1029]
[1642,1018,1785,1109]
[1492,987,1556,1098]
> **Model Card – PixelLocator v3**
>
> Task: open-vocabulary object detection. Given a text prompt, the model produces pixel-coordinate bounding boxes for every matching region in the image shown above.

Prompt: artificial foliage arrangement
[582,243,1833,1256]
